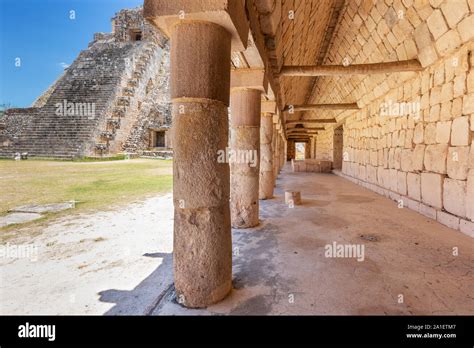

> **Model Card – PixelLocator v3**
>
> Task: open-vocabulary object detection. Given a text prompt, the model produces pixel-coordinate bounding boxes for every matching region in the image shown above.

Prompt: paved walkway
[155,166,474,315]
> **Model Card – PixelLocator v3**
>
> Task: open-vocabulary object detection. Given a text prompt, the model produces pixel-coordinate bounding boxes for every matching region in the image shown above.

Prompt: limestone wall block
[443,178,466,217]
[389,169,398,192]
[421,172,445,209]
[451,116,470,145]
[424,143,448,173]
[397,171,408,195]
[467,170,474,221]
[425,123,437,144]
[447,146,470,179]
[407,172,421,201]
[435,120,452,143]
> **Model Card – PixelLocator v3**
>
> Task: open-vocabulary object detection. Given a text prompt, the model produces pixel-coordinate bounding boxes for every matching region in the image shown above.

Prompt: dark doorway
[155,131,165,148]
[130,29,142,41]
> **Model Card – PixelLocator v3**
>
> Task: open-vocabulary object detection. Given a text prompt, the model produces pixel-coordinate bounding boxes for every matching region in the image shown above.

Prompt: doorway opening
[295,142,306,160]
[150,130,166,148]
[130,29,142,42]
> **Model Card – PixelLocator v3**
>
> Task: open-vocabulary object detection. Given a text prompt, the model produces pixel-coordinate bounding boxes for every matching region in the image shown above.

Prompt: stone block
[453,73,466,97]
[440,82,453,103]
[447,146,470,180]
[469,71,474,94]
[440,0,469,28]
[458,15,474,43]
[467,170,474,221]
[424,123,437,144]
[429,104,441,122]
[437,211,460,229]
[389,169,398,192]
[430,86,441,106]
[440,101,452,121]
[462,94,474,114]
[413,123,424,143]
[419,203,437,219]
[435,30,461,56]
[421,172,444,209]
[413,144,426,171]
[407,172,421,201]
[435,121,451,143]
[397,171,407,195]
[451,116,470,146]
[424,144,448,174]
[400,149,413,172]
[443,178,466,217]
[459,219,474,237]
[426,9,448,39]
[143,0,250,51]
[406,197,421,211]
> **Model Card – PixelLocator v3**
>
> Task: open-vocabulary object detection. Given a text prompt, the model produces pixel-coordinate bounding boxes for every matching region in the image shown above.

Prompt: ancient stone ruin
[0,7,172,159]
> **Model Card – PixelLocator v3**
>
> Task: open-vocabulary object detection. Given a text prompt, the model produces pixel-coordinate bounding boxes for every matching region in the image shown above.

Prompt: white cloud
[59,62,70,69]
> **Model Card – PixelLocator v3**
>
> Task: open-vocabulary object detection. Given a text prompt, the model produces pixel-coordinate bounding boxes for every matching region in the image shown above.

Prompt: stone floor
[153,165,474,315]
[2,165,473,315]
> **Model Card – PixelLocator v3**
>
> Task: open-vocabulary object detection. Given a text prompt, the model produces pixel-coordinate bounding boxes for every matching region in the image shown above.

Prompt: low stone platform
[291,159,332,173]
[0,212,43,228]
[10,202,75,214]
[1,202,75,228]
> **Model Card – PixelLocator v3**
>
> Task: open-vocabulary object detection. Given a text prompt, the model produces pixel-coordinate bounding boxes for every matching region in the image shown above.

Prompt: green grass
[0,158,173,216]
[72,155,128,162]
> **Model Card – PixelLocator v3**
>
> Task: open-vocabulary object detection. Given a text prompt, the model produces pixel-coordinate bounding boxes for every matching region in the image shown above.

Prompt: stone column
[230,88,261,228]
[144,0,249,308]
[280,133,285,169]
[273,124,279,181]
[259,113,274,199]
[171,21,233,308]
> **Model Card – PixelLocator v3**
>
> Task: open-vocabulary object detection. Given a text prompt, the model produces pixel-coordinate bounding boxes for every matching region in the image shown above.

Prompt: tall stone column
[273,122,280,180]
[144,0,249,308]
[230,88,262,228]
[259,113,274,199]
[280,133,285,169]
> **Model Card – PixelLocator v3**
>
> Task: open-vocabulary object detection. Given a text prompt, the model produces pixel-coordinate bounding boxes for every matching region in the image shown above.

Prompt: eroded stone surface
[0,213,43,228]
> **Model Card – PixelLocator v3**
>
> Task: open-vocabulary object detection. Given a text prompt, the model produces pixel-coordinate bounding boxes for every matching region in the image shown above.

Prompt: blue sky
[0,0,143,108]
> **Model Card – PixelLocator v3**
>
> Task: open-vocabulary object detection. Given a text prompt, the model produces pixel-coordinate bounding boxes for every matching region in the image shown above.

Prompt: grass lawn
[0,158,173,217]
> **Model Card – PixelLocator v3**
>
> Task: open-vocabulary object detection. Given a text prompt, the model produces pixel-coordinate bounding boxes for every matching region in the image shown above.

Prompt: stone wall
[287,139,296,160]
[338,43,474,236]
[308,0,474,237]
[315,131,334,161]
[123,45,171,153]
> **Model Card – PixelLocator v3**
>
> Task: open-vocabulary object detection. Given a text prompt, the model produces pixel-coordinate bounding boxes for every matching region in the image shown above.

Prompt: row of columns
[144,1,287,308]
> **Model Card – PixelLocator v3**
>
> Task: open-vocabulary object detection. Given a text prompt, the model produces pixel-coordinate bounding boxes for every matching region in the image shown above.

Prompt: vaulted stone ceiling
[243,0,348,137]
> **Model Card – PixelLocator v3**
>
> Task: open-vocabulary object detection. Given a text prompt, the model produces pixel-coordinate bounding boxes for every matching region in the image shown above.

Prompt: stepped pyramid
[0,8,171,159]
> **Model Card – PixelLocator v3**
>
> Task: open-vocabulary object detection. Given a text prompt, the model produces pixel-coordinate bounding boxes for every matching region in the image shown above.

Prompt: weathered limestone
[170,22,233,308]
[229,87,262,228]
[467,170,474,221]
[443,178,466,217]
[285,191,301,205]
[272,118,280,182]
[145,0,249,307]
[421,173,444,210]
[259,113,274,199]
